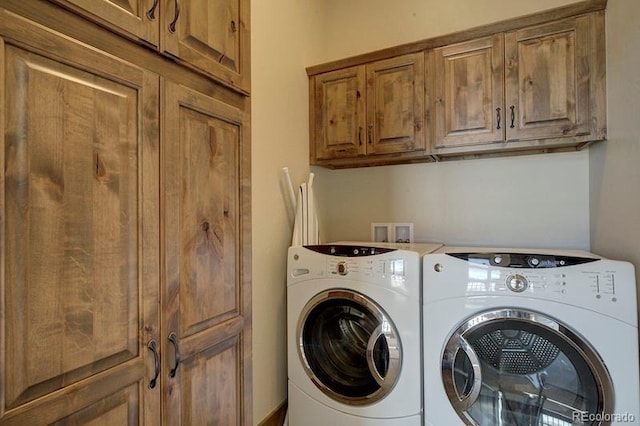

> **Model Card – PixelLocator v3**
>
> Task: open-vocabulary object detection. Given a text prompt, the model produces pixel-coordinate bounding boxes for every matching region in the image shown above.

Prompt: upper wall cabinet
[433,13,605,156]
[50,0,250,93]
[310,52,428,168]
[307,0,607,167]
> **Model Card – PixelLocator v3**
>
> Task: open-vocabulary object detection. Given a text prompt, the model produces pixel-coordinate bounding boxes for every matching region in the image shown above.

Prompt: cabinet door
[0,12,160,425]
[434,35,504,148]
[162,80,251,425]
[161,0,250,92]
[505,16,591,141]
[311,66,366,161]
[366,52,426,154]
[49,0,160,47]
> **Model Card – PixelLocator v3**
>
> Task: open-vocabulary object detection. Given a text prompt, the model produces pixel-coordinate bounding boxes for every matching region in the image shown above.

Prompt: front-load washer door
[441,308,614,426]
[297,289,402,406]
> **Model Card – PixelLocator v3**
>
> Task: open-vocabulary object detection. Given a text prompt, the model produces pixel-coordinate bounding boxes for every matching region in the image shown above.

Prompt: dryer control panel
[289,244,423,297]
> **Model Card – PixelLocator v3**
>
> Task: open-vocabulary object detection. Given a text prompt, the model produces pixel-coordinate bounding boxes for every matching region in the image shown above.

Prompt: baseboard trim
[257,400,288,426]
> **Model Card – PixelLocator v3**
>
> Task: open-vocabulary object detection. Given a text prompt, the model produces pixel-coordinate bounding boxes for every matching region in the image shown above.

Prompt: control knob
[506,274,528,292]
[337,261,348,276]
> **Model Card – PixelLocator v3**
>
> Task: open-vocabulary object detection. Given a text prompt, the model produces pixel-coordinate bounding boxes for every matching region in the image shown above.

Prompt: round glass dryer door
[442,309,613,425]
[298,289,402,405]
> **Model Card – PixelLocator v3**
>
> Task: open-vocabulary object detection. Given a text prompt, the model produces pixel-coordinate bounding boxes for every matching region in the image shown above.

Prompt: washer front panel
[441,308,613,426]
[422,251,640,426]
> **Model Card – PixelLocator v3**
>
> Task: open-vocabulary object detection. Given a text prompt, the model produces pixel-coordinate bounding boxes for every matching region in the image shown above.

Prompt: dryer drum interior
[442,309,614,426]
[297,289,402,406]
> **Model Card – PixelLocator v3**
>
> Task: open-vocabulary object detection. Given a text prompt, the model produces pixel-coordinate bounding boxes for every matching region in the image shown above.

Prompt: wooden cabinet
[307,1,607,167]
[162,80,251,425]
[50,0,251,93]
[433,35,504,148]
[0,10,160,425]
[433,13,605,156]
[310,52,427,168]
[0,6,251,426]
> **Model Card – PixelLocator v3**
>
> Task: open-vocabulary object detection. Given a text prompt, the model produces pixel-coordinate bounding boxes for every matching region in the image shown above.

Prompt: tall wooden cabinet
[50,0,250,93]
[0,10,160,425]
[162,80,250,425]
[0,1,251,425]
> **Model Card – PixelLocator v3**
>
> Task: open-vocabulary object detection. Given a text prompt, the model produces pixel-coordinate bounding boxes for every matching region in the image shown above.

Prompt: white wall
[313,0,591,250]
[314,152,590,248]
[251,1,325,423]
[590,0,640,283]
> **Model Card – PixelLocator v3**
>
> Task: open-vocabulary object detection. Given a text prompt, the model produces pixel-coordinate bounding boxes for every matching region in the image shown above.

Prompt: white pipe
[282,167,297,218]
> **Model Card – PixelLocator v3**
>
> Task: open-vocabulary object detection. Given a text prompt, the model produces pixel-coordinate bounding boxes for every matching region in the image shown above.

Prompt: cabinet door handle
[147,340,160,389]
[510,105,515,128]
[168,332,181,378]
[169,0,181,33]
[496,107,501,130]
[367,124,373,145]
[358,126,363,145]
[146,0,159,20]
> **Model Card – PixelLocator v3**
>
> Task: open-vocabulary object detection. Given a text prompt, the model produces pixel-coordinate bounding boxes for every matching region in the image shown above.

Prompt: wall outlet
[371,222,413,243]
[371,223,392,242]
[393,223,413,244]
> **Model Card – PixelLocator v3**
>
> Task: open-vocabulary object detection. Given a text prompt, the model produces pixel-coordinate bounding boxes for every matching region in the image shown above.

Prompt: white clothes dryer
[423,247,640,426]
[287,242,442,426]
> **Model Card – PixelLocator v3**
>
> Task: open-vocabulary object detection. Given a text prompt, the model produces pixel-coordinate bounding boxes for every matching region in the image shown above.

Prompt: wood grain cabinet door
[161,0,250,93]
[0,11,160,426]
[311,66,366,161]
[505,16,592,142]
[366,52,426,154]
[434,35,504,148]
[162,80,251,426]
[49,0,160,47]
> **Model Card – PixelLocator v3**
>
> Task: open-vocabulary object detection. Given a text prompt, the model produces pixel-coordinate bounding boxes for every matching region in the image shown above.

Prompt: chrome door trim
[442,334,483,412]
[297,288,402,405]
[366,321,401,391]
[441,308,615,425]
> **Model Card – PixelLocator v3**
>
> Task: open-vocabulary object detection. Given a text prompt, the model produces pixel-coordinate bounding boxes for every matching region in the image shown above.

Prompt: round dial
[337,261,348,276]
[506,274,528,292]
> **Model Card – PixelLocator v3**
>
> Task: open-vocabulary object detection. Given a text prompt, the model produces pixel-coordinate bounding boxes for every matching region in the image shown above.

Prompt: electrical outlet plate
[371,222,413,243]
[371,223,392,243]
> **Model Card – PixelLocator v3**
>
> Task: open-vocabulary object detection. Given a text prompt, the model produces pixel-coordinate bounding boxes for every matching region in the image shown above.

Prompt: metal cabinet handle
[147,340,160,389]
[168,332,181,377]
[358,126,363,145]
[496,107,501,130]
[367,124,373,145]
[510,105,515,128]
[146,0,159,20]
[169,0,180,33]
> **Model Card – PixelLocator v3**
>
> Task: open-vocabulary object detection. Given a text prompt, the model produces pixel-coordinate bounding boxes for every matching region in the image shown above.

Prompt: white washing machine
[423,246,640,425]
[287,242,442,426]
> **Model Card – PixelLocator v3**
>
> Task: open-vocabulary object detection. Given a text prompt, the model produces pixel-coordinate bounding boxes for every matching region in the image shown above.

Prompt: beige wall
[251,1,325,423]
[590,0,640,283]
[324,0,580,58]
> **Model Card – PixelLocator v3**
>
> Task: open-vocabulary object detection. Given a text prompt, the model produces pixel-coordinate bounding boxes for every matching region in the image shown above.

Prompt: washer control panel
[426,252,637,325]
[440,253,635,304]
